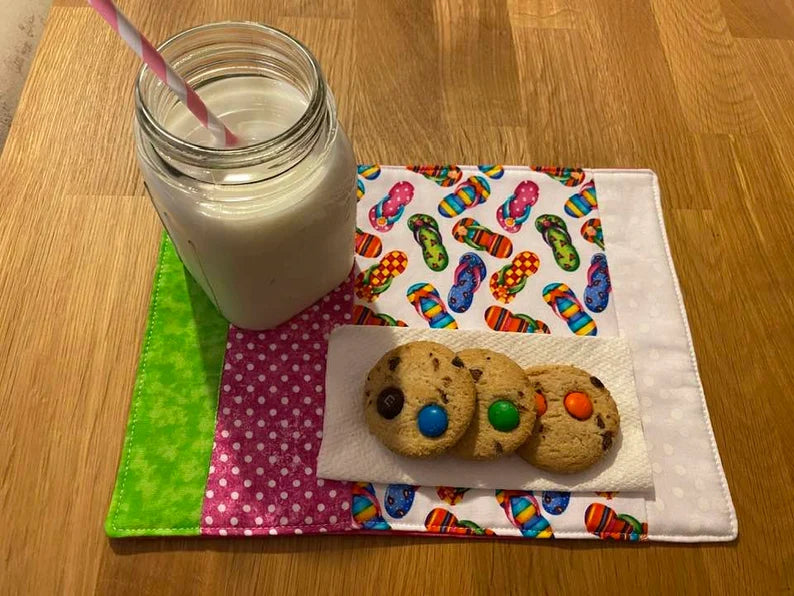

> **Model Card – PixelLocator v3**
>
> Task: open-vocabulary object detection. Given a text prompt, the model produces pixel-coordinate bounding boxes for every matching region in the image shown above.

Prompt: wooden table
[2,0,793,593]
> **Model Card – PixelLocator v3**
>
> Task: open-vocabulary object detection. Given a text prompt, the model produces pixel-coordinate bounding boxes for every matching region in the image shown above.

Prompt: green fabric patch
[105,234,229,537]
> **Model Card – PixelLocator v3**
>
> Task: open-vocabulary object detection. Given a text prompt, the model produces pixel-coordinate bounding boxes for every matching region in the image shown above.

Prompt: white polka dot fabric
[594,170,736,541]
[202,287,355,535]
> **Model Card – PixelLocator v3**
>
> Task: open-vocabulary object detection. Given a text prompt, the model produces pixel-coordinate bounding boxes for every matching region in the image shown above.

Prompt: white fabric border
[593,169,737,541]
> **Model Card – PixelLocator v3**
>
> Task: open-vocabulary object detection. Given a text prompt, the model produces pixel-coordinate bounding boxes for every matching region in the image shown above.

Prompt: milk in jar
[134,22,356,329]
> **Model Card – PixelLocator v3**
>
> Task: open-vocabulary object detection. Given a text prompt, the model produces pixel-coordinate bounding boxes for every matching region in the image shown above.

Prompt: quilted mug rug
[106,165,737,542]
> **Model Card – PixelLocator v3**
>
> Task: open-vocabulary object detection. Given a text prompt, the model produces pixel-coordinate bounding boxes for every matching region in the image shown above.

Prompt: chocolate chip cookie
[364,341,476,457]
[517,365,620,473]
[452,349,536,460]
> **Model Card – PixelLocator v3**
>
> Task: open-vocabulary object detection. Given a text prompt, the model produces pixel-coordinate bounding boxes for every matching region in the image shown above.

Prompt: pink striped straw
[88,0,239,147]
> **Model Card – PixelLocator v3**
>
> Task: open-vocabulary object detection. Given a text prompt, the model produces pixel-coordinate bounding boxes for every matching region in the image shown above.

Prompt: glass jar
[134,22,356,330]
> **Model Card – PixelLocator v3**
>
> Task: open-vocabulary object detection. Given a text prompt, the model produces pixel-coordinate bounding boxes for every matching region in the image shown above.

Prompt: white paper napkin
[317,326,653,491]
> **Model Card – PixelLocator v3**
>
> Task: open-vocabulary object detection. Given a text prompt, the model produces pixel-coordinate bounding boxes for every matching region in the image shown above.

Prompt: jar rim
[134,21,327,168]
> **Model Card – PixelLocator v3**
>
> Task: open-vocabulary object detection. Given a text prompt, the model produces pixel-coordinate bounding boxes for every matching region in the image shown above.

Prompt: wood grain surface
[2,0,793,594]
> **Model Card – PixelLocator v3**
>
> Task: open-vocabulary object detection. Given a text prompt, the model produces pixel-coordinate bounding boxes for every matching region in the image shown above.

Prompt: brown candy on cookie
[364,341,476,457]
[517,365,620,473]
[452,349,536,460]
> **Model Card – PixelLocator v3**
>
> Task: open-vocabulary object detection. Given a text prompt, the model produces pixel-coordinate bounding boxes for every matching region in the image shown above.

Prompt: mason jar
[134,22,356,330]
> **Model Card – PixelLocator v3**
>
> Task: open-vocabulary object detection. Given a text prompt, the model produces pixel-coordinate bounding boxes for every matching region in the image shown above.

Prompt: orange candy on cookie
[534,391,547,417]
[564,391,593,420]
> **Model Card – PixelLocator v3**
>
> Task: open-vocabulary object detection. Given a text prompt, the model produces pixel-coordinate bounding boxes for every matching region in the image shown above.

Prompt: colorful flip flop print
[408,165,463,187]
[564,180,598,217]
[356,178,365,201]
[384,484,416,519]
[448,253,487,313]
[489,251,541,304]
[436,486,470,505]
[535,214,580,272]
[406,283,457,329]
[407,214,449,272]
[351,482,390,530]
[369,181,415,232]
[585,503,648,541]
[425,508,494,536]
[355,227,382,258]
[484,305,550,334]
[495,490,553,538]
[352,304,407,327]
[355,250,408,302]
[452,217,513,258]
[585,253,611,313]
[542,282,597,336]
[477,164,504,179]
[532,166,586,187]
[357,164,381,180]
[541,491,571,515]
[438,175,491,218]
[497,180,538,233]
[581,217,604,249]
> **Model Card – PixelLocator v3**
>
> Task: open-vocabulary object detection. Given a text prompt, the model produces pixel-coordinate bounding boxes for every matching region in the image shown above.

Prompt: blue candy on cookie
[418,404,448,437]
[363,342,477,457]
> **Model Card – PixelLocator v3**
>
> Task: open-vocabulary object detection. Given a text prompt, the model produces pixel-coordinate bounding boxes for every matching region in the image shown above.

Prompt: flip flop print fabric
[585,503,647,541]
[484,305,550,334]
[408,214,449,271]
[535,214,580,272]
[356,164,381,202]
[496,490,553,538]
[406,283,457,329]
[564,180,598,217]
[477,165,504,179]
[452,218,513,258]
[408,165,463,187]
[354,251,408,302]
[448,253,487,313]
[497,180,539,233]
[358,164,381,180]
[425,508,495,536]
[532,166,587,187]
[369,182,415,232]
[541,491,571,515]
[488,251,541,304]
[354,166,612,344]
[355,227,382,258]
[436,486,470,505]
[542,282,597,336]
[585,253,611,313]
[352,483,390,530]
[581,218,604,249]
[352,304,407,327]
[384,485,417,518]
[438,175,491,218]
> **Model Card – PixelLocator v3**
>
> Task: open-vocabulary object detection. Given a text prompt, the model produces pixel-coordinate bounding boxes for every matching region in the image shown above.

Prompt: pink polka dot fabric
[200,278,354,536]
